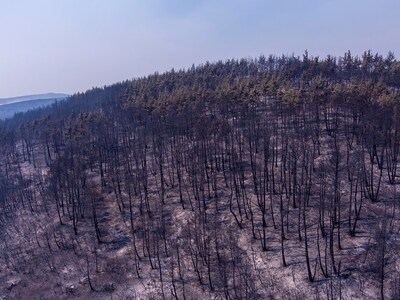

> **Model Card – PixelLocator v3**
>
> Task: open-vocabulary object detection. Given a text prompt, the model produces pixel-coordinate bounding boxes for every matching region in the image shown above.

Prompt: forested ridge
[1,51,400,299]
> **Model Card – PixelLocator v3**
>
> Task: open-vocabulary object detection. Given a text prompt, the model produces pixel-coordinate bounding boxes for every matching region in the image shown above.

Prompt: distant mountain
[0,93,68,105]
[0,93,68,120]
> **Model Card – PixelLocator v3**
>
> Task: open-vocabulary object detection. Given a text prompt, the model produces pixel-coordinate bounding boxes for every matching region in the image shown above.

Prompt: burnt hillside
[1,51,400,299]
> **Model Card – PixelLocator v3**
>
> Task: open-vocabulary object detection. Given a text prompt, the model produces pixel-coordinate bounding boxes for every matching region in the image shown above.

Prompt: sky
[1,0,399,98]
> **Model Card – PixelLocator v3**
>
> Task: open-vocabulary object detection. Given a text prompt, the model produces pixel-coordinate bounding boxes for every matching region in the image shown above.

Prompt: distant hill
[0,93,68,105]
[0,93,68,120]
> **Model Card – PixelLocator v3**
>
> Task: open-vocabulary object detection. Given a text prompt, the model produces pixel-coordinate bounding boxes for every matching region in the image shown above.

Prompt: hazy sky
[1,0,399,98]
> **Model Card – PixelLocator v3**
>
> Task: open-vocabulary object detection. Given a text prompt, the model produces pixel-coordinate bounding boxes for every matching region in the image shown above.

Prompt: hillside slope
[0,52,399,299]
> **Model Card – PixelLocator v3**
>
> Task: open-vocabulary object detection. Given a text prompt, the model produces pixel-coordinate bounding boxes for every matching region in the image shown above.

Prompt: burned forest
[1,51,400,299]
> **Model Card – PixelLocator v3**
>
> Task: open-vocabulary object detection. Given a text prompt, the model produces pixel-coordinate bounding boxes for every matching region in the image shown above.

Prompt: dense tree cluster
[1,51,400,299]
